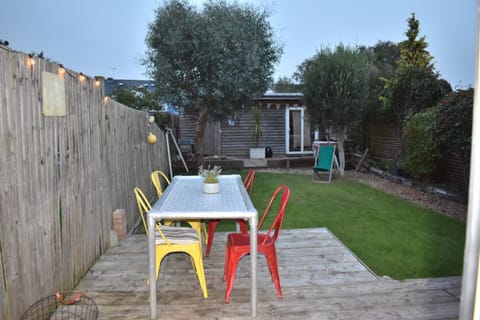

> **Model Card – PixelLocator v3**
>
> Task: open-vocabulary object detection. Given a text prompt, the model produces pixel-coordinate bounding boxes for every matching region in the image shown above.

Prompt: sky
[0,0,477,89]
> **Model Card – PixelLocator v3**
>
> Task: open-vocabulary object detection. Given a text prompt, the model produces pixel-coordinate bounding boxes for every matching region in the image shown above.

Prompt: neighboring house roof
[105,79,302,101]
[104,78,155,96]
[104,78,303,112]
[256,92,303,107]
[256,92,304,109]
[104,78,176,113]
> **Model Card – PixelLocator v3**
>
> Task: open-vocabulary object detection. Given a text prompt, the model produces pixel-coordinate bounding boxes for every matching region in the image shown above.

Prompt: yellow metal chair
[151,170,207,244]
[134,187,208,298]
[151,170,171,197]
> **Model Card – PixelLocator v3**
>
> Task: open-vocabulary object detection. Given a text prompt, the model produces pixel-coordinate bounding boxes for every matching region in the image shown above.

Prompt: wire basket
[21,292,98,320]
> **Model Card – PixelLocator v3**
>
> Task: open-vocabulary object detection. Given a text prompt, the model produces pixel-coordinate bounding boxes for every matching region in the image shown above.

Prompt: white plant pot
[249,147,265,159]
[203,182,220,194]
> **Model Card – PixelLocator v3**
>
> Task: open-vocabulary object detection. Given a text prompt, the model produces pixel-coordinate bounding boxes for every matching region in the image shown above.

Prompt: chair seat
[151,170,206,244]
[155,225,199,245]
[226,232,273,248]
[206,219,248,256]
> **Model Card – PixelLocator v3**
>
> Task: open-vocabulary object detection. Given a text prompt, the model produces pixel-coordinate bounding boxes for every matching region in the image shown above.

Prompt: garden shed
[177,92,315,159]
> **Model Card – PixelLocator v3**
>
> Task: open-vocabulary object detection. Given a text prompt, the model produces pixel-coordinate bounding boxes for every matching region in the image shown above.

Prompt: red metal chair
[243,169,255,194]
[223,184,290,303]
[205,169,255,257]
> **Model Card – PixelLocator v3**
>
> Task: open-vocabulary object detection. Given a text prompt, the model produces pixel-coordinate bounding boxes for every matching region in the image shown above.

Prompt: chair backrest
[243,169,256,194]
[314,144,336,171]
[257,185,290,245]
[134,187,152,234]
[151,170,171,197]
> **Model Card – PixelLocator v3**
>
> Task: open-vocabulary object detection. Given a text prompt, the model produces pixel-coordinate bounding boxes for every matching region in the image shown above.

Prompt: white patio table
[147,174,258,318]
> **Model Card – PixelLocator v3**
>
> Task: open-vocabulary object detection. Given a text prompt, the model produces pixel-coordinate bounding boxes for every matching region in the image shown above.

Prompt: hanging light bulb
[78,73,86,82]
[58,64,66,77]
[94,76,102,87]
[28,54,35,68]
[147,132,157,144]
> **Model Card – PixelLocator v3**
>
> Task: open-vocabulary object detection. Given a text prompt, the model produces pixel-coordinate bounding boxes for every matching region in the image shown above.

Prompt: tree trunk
[336,127,347,176]
[195,106,209,167]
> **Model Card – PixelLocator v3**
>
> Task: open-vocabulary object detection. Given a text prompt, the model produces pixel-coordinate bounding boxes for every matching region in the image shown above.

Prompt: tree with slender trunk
[143,0,281,164]
[298,44,369,176]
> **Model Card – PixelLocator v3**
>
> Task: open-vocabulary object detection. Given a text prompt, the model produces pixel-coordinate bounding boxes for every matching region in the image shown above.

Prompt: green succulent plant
[198,165,222,183]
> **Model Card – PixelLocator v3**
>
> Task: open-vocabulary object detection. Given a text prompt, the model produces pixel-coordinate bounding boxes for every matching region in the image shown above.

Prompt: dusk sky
[0,0,476,88]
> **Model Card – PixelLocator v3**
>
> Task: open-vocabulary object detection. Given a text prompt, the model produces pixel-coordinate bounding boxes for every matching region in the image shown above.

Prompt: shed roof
[257,92,302,101]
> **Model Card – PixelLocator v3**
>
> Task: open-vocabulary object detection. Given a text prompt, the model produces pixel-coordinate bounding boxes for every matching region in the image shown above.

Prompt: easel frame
[165,128,189,178]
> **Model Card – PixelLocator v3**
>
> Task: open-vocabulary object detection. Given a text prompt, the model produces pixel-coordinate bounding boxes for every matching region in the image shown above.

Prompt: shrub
[400,109,439,180]
[432,88,473,190]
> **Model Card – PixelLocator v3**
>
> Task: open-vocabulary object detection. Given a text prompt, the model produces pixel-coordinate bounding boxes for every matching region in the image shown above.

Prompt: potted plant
[198,165,222,194]
[249,107,265,159]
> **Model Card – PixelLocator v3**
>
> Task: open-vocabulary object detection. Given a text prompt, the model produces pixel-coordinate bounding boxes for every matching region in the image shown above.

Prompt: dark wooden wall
[220,105,286,157]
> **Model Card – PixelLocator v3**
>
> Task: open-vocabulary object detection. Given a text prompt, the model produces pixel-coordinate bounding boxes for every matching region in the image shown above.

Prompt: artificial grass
[217,171,466,280]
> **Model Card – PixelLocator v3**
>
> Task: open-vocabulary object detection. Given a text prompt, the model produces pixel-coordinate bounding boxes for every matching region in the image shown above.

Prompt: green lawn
[218,171,466,280]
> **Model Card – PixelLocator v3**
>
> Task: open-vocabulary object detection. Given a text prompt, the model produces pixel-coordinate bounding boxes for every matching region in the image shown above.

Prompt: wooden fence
[367,123,402,163]
[0,46,169,319]
[367,123,468,190]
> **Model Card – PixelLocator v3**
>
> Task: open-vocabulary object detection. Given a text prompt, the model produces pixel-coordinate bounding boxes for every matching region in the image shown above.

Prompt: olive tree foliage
[298,44,369,175]
[143,0,281,162]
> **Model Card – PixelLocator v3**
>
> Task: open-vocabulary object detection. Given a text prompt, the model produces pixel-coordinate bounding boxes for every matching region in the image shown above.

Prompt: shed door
[285,106,313,154]
[203,121,221,156]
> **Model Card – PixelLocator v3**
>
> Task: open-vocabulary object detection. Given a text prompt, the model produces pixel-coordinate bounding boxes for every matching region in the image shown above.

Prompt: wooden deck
[75,228,461,319]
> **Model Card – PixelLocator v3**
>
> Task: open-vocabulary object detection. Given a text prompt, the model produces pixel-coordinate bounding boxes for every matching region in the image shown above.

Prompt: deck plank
[75,228,461,319]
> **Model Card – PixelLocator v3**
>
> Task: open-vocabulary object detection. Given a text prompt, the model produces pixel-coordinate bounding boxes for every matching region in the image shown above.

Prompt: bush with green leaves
[400,88,473,187]
[400,109,439,181]
[432,88,473,190]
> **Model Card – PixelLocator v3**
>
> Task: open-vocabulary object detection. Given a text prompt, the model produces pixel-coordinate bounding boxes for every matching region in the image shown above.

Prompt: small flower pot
[203,182,219,194]
[249,147,265,159]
